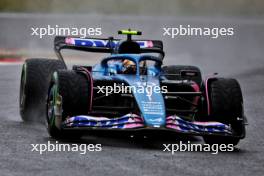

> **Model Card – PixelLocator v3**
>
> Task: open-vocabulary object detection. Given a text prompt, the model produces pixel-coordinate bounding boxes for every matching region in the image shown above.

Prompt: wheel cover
[47,79,63,129]
[47,84,56,125]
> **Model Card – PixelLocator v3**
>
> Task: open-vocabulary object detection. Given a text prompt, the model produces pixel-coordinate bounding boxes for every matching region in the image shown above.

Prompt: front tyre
[203,78,246,146]
[47,70,91,139]
[19,59,66,123]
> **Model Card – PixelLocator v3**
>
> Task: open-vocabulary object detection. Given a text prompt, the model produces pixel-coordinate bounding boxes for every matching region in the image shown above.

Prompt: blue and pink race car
[19,30,246,145]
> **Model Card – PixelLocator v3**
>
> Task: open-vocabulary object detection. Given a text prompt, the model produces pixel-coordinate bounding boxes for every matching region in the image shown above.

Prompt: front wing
[61,113,237,137]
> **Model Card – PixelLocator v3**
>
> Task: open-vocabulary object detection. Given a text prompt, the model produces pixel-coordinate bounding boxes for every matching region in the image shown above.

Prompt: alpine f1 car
[20,30,247,145]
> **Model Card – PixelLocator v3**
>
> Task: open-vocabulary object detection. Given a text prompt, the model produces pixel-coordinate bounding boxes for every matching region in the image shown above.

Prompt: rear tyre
[203,78,246,145]
[47,70,91,139]
[19,59,66,123]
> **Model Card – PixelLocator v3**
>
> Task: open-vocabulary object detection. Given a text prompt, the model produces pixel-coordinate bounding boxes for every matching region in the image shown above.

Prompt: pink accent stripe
[124,123,144,128]
[166,119,223,126]
[166,120,179,125]
[190,81,200,109]
[147,41,154,47]
[133,118,144,122]
[81,67,93,112]
[205,76,215,116]
[166,124,182,131]
[86,70,93,112]
[193,121,221,125]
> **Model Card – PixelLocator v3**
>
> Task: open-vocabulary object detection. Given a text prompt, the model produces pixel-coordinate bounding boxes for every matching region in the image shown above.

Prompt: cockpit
[105,55,161,76]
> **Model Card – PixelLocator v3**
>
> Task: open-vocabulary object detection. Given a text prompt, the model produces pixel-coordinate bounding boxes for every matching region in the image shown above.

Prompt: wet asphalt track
[0,14,264,176]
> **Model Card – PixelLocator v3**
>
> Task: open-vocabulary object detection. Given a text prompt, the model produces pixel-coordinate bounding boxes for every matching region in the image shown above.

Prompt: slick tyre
[47,70,91,139]
[19,58,66,123]
[203,78,246,146]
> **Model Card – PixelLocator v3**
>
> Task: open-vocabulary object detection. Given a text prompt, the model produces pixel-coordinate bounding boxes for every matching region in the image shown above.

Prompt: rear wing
[54,36,164,61]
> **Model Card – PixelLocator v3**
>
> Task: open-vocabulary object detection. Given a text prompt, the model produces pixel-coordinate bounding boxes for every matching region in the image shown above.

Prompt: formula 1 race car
[19,29,246,145]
